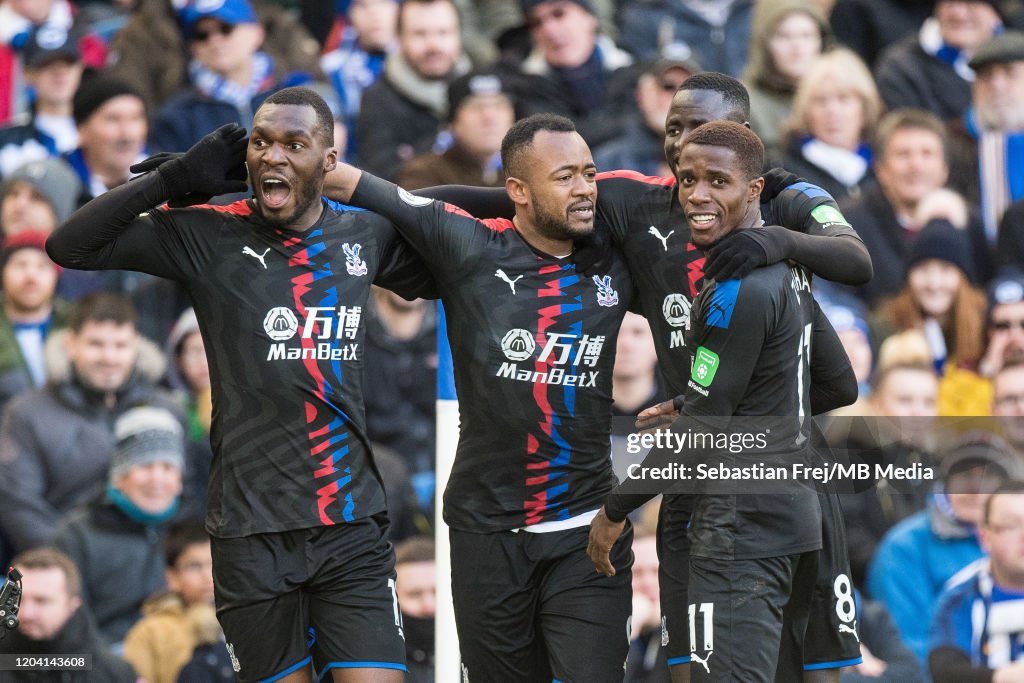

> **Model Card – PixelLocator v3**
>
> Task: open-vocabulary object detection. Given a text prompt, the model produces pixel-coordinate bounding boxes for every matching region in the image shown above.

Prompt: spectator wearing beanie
[53,405,186,647]
[64,76,147,206]
[0,156,81,236]
[0,229,68,411]
[396,71,516,189]
[872,220,991,416]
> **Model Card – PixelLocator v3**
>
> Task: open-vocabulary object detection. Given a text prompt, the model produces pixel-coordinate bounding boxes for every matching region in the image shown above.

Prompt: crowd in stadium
[0,0,1023,681]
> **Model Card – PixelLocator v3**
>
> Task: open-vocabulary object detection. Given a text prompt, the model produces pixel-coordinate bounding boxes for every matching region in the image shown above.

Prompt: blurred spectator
[828,0,935,69]
[981,269,1024,378]
[949,31,1024,241]
[149,0,285,153]
[53,405,186,646]
[993,361,1024,452]
[395,536,435,683]
[867,432,1023,664]
[819,298,873,400]
[320,0,399,161]
[0,0,76,125]
[875,0,1003,122]
[356,0,470,180]
[0,156,80,237]
[364,287,437,479]
[0,547,137,681]
[618,0,754,77]
[624,527,670,683]
[0,25,82,177]
[374,443,428,541]
[123,517,226,683]
[872,220,990,415]
[844,109,989,305]
[0,292,182,554]
[612,312,665,424]
[841,593,924,682]
[743,0,832,161]
[594,46,699,178]
[833,360,939,586]
[511,0,634,149]
[65,76,147,205]
[397,70,516,189]
[107,0,321,115]
[928,482,1024,682]
[0,230,67,412]
[778,48,882,201]
[164,309,213,515]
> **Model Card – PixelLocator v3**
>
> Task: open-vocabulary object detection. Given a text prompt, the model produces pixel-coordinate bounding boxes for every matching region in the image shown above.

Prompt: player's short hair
[501,113,577,179]
[984,480,1024,525]
[261,86,335,147]
[679,72,750,120]
[682,121,764,181]
[397,0,459,34]
[875,108,948,162]
[68,292,137,332]
[11,547,82,599]
[395,536,435,565]
[164,517,210,568]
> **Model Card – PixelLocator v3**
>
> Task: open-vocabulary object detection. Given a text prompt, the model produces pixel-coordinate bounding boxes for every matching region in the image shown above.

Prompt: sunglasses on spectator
[194,22,235,42]
[992,319,1024,331]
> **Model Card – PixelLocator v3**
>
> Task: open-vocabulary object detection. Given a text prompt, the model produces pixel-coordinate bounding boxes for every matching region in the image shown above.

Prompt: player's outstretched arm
[704,226,873,284]
[809,302,859,415]
[47,124,248,271]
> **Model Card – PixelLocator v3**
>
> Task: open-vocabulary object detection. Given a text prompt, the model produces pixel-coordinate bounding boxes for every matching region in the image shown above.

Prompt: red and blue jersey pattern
[351,174,631,532]
[72,198,432,537]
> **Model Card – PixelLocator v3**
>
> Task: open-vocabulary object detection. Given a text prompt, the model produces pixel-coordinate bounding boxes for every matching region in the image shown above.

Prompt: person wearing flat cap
[396,71,516,189]
[593,43,701,177]
[0,24,84,177]
[948,30,1024,241]
[52,405,187,648]
[868,430,1024,665]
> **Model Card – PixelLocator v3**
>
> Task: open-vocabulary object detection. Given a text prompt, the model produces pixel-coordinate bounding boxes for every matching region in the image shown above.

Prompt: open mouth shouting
[259,175,292,211]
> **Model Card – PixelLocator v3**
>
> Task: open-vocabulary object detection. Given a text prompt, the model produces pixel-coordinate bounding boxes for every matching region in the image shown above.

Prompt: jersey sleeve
[595,171,673,245]
[682,278,774,424]
[770,181,860,239]
[45,171,218,282]
[371,218,440,300]
[350,171,491,279]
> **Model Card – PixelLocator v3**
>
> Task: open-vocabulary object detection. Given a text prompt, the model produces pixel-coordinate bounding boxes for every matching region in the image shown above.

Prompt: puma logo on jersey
[242,246,270,269]
[495,269,523,294]
[691,651,712,674]
[648,226,674,251]
[839,623,860,642]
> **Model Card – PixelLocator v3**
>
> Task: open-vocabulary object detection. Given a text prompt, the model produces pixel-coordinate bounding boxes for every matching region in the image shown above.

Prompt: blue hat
[180,0,259,39]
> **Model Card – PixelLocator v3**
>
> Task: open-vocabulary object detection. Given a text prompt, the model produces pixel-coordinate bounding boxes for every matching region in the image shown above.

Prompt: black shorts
[803,487,863,671]
[658,491,863,671]
[450,523,634,683]
[687,552,818,683]
[211,514,406,683]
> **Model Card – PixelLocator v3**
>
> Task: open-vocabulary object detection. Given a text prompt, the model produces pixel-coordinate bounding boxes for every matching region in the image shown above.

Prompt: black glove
[132,152,218,207]
[760,167,804,204]
[155,124,249,200]
[571,224,613,276]
[703,228,769,281]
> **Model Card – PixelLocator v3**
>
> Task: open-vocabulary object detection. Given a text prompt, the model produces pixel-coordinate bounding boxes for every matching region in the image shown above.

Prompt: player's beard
[531,200,592,244]
[259,178,323,230]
